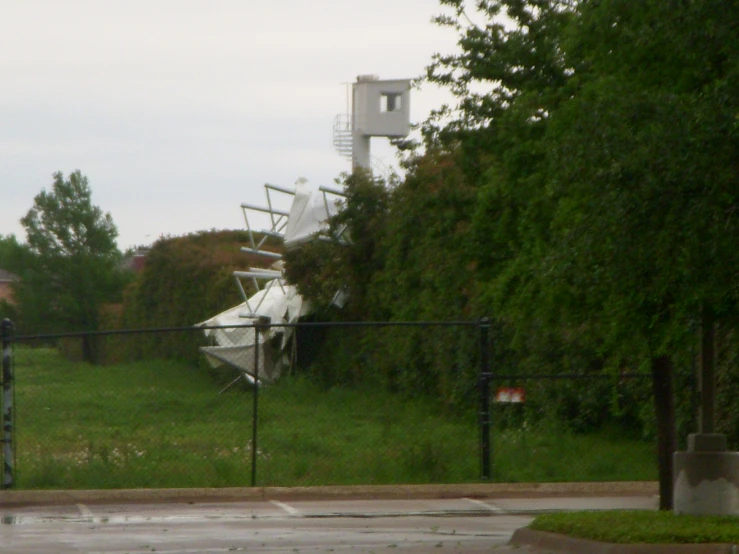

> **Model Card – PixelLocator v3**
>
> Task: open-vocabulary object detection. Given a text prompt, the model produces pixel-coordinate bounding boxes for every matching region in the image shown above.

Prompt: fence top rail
[489,373,652,380]
[14,320,482,341]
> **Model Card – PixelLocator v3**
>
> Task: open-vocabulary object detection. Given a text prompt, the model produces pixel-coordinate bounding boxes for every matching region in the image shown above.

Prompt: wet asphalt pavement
[0,495,656,553]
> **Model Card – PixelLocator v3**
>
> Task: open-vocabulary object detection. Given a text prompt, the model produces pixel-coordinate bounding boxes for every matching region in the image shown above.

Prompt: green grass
[257,379,479,486]
[15,347,257,489]
[491,424,656,482]
[11,346,656,489]
[531,510,739,544]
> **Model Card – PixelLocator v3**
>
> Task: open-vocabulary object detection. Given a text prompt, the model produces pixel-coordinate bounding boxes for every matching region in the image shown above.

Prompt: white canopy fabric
[198,280,309,382]
[283,181,341,248]
[200,343,283,383]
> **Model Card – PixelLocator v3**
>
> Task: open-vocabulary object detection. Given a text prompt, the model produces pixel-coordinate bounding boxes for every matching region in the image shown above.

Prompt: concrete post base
[674,434,739,515]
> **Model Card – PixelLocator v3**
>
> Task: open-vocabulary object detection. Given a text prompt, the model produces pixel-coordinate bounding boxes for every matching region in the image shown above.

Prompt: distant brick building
[122,247,149,274]
[0,269,18,304]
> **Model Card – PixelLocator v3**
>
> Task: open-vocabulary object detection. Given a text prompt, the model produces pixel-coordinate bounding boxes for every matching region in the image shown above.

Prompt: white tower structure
[333,75,411,171]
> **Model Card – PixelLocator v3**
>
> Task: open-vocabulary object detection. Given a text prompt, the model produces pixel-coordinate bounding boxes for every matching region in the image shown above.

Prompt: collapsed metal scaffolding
[199,180,346,386]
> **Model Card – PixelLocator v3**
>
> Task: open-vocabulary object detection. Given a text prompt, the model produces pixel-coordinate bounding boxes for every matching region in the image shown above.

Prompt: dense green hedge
[117,229,280,362]
[283,167,673,432]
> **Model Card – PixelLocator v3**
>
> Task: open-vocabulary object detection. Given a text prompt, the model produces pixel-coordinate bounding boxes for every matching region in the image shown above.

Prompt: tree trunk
[651,355,676,510]
[699,306,715,434]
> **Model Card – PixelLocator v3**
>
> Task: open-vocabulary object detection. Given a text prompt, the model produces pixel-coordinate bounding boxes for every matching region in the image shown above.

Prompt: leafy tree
[422,0,739,507]
[0,234,28,321]
[424,0,739,506]
[0,234,28,273]
[423,1,594,400]
[17,171,123,344]
[538,0,739,508]
[423,0,579,361]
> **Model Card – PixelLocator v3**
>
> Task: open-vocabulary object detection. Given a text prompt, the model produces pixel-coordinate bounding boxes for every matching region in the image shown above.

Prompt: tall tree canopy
[282,1,739,457]
[17,170,123,335]
[421,0,739,365]
[420,0,739,507]
[539,0,739,358]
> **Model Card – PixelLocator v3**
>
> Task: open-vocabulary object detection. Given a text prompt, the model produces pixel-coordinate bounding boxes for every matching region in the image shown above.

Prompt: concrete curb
[510,528,737,554]
[0,481,658,507]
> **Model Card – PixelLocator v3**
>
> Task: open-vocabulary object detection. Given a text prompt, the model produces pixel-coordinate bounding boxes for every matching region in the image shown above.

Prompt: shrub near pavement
[531,511,739,545]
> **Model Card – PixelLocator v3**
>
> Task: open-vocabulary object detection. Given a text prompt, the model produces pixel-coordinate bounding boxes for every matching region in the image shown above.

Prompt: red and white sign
[494,387,526,403]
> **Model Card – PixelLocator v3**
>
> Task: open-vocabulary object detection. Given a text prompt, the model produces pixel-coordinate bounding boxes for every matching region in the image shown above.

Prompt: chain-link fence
[1,319,660,490]
[487,372,657,483]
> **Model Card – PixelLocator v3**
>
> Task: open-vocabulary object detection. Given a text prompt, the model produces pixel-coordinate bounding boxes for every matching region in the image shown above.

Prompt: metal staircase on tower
[332,114,353,160]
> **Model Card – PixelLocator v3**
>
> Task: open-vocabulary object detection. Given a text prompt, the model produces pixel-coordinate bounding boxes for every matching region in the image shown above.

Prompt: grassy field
[10,346,657,489]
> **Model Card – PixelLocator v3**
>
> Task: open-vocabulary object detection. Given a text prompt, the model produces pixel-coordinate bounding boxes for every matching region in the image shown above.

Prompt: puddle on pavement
[0,508,493,526]
[0,512,269,525]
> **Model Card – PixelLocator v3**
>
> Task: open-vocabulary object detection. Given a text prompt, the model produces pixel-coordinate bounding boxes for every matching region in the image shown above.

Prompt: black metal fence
[0,319,658,490]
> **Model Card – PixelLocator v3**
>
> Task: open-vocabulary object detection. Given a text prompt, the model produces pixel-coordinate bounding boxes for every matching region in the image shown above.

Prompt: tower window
[380,92,403,112]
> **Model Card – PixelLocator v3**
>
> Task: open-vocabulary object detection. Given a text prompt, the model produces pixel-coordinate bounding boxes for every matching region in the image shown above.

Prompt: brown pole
[652,355,676,510]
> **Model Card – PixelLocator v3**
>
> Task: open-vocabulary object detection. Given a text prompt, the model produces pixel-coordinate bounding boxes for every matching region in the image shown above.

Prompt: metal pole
[251,316,270,487]
[251,323,260,487]
[479,317,492,480]
[2,319,14,490]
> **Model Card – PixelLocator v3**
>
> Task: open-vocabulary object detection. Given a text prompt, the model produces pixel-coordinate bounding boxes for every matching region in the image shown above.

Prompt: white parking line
[463,497,505,513]
[270,500,299,515]
[76,503,93,518]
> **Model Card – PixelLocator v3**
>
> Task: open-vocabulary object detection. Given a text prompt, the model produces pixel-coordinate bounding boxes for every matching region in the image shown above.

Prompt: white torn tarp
[283,180,342,248]
[198,281,309,383]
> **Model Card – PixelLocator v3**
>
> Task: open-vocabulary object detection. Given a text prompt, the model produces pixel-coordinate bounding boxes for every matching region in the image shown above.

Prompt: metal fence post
[479,317,492,481]
[2,318,14,490]
[251,316,270,487]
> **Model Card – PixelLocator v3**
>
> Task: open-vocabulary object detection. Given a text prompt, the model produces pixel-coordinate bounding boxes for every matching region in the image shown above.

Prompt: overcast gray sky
[1,0,459,250]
